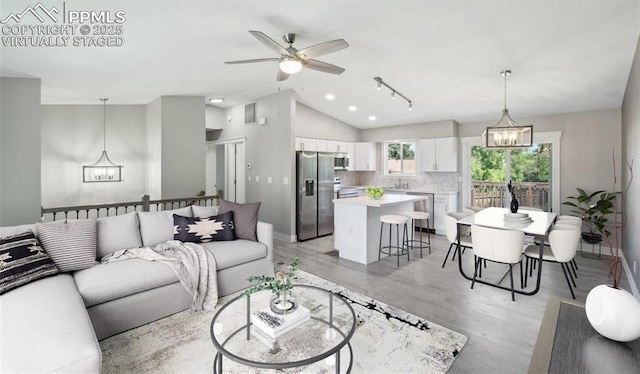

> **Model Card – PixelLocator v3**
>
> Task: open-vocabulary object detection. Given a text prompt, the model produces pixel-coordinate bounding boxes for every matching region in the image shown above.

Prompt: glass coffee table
[210,285,356,373]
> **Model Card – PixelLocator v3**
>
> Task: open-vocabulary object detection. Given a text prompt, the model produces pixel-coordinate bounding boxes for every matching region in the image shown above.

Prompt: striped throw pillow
[0,231,59,294]
[36,220,98,272]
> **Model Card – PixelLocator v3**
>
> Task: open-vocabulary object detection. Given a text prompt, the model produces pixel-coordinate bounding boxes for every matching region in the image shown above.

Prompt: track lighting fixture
[373,76,413,110]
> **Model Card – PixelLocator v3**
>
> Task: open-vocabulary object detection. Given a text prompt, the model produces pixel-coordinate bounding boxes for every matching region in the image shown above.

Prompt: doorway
[206,138,246,203]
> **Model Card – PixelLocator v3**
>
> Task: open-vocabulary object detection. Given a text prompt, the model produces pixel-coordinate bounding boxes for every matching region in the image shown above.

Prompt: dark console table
[529,297,640,373]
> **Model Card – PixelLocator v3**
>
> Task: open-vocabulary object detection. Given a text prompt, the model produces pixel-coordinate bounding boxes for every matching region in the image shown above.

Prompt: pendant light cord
[101,98,108,152]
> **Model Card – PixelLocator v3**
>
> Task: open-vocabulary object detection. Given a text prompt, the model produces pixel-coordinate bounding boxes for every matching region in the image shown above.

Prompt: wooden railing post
[142,195,150,212]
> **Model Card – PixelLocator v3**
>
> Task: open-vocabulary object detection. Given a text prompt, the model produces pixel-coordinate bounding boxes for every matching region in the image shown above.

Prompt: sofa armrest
[256,221,273,261]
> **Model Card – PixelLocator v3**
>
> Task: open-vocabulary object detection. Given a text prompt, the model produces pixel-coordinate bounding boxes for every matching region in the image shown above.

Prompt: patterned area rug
[101,270,467,373]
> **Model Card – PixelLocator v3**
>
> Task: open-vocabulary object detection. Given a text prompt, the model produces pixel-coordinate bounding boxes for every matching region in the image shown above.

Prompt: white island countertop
[333,194,427,207]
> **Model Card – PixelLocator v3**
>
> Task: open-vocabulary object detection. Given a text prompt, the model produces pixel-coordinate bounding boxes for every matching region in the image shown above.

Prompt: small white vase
[585,284,640,342]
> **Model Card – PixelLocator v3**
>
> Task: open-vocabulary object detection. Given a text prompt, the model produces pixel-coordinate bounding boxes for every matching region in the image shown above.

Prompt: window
[384,141,416,176]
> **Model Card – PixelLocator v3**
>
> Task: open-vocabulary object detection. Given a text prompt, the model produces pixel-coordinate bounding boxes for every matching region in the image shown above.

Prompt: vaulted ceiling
[1,0,638,128]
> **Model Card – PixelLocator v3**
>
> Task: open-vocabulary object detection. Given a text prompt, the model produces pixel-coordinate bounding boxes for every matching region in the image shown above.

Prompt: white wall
[212,90,296,240]
[359,119,458,142]
[459,108,622,216]
[0,77,41,225]
[295,103,359,141]
[160,96,206,198]
[621,36,640,294]
[146,98,162,199]
[206,105,225,130]
[41,104,147,207]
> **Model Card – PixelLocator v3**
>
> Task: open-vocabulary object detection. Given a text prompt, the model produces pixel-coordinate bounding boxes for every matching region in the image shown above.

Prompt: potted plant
[562,188,616,244]
[584,152,639,342]
[241,257,299,315]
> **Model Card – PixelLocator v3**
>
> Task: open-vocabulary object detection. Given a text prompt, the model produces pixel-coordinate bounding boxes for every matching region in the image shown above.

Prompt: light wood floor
[273,232,630,373]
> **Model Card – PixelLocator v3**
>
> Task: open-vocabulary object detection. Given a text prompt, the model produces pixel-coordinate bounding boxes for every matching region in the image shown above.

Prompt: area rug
[100,270,467,373]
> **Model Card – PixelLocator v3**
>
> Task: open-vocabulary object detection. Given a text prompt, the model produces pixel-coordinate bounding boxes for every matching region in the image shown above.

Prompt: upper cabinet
[419,137,458,172]
[354,142,377,171]
[327,140,349,153]
[346,142,355,171]
[316,139,328,152]
[295,137,318,151]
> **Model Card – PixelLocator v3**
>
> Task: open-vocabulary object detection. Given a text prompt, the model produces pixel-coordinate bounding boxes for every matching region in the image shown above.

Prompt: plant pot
[585,285,640,342]
[269,290,298,315]
[581,232,603,244]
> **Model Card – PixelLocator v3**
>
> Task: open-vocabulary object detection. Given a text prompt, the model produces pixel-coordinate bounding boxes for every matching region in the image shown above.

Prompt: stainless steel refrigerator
[296,151,335,241]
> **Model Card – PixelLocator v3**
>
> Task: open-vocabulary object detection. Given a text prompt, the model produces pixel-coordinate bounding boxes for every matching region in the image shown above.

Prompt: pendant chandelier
[482,70,533,148]
[83,98,123,182]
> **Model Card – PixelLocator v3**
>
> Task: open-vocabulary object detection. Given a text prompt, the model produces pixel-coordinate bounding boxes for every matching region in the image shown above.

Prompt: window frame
[383,140,418,176]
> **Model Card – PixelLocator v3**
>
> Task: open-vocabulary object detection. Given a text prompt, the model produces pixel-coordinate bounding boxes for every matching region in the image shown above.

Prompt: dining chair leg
[509,264,515,302]
[519,261,524,289]
[568,264,577,288]
[572,258,579,271]
[560,263,576,299]
[569,260,578,279]
[471,257,481,289]
[524,258,529,288]
[442,242,455,268]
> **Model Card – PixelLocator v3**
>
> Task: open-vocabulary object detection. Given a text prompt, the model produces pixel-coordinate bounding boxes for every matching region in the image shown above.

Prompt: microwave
[334,155,349,170]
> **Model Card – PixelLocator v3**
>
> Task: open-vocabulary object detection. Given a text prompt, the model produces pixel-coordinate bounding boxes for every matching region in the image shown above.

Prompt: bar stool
[378,215,410,267]
[403,211,431,258]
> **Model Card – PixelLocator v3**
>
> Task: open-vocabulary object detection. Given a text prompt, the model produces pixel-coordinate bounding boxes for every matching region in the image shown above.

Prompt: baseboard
[621,256,640,300]
[273,231,295,243]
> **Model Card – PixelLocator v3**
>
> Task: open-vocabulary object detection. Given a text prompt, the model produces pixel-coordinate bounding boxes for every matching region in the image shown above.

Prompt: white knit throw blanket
[102,240,218,311]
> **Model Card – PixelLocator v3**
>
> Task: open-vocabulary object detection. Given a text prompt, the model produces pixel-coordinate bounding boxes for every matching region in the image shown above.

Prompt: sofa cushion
[137,206,193,247]
[173,212,235,243]
[97,212,143,259]
[218,200,261,241]
[0,231,59,294]
[200,239,267,271]
[35,219,98,272]
[192,205,219,217]
[0,274,101,373]
[73,258,179,307]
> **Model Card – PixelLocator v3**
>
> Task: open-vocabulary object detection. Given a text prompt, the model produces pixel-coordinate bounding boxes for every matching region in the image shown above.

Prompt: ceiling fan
[225,30,349,81]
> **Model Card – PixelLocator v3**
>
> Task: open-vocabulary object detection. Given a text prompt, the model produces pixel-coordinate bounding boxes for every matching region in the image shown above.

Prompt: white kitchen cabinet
[354,142,377,171]
[327,140,349,153]
[419,137,458,172]
[316,139,328,152]
[295,137,317,151]
[433,193,458,235]
[347,142,355,171]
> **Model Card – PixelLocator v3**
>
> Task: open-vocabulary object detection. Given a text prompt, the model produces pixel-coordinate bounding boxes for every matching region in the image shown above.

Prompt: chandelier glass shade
[482,70,533,148]
[83,98,123,182]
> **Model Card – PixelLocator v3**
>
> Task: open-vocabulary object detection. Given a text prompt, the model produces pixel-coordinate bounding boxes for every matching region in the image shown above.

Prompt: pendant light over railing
[482,70,533,148]
[83,98,123,182]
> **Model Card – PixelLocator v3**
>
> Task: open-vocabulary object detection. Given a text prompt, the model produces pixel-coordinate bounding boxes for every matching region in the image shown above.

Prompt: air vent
[244,102,256,124]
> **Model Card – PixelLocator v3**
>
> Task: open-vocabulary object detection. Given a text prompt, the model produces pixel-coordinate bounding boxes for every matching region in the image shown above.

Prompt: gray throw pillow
[218,200,261,241]
[35,219,98,272]
[137,206,193,247]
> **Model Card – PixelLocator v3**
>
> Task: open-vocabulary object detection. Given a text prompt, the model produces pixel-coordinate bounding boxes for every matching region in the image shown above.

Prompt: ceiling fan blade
[225,58,279,65]
[296,39,348,59]
[277,69,289,81]
[249,30,290,56]
[303,59,345,75]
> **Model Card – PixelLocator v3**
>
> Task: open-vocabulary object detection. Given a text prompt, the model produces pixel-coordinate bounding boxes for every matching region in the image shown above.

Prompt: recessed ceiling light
[348,105,357,112]
[209,98,224,103]
[325,94,335,100]
[368,115,376,121]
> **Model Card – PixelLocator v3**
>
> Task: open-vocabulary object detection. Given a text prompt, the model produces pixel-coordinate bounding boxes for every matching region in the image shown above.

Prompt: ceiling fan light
[279,58,302,74]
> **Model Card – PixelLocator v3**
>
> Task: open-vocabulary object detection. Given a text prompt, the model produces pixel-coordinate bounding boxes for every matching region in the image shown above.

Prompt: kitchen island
[333,194,427,265]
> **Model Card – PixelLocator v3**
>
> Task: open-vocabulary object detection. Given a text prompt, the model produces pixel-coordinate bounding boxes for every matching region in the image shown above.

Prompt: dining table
[456,207,557,296]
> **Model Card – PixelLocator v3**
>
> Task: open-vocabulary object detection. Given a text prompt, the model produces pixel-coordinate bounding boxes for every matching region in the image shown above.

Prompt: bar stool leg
[396,223,400,267]
[378,222,384,262]
[426,219,431,254]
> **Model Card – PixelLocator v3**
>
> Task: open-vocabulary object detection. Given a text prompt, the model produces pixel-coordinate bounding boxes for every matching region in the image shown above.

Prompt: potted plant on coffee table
[241,257,299,315]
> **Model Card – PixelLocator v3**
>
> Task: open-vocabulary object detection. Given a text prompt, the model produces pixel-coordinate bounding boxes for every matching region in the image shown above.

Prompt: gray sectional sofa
[0,205,274,373]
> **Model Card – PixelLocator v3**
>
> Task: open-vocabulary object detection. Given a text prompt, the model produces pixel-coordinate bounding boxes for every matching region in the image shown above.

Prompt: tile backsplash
[336,170,459,192]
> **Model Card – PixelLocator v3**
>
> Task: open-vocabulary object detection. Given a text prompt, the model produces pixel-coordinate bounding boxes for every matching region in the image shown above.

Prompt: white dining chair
[442,212,472,268]
[470,225,525,301]
[524,227,581,299]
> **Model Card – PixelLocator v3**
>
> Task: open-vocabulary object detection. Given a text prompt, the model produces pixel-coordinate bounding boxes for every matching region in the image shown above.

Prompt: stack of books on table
[503,212,533,224]
[251,306,311,341]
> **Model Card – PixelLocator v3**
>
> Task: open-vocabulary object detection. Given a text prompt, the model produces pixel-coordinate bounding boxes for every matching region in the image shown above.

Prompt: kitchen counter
[344,186,457,195]
[333,194,427,265]
[332,194,426,207]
